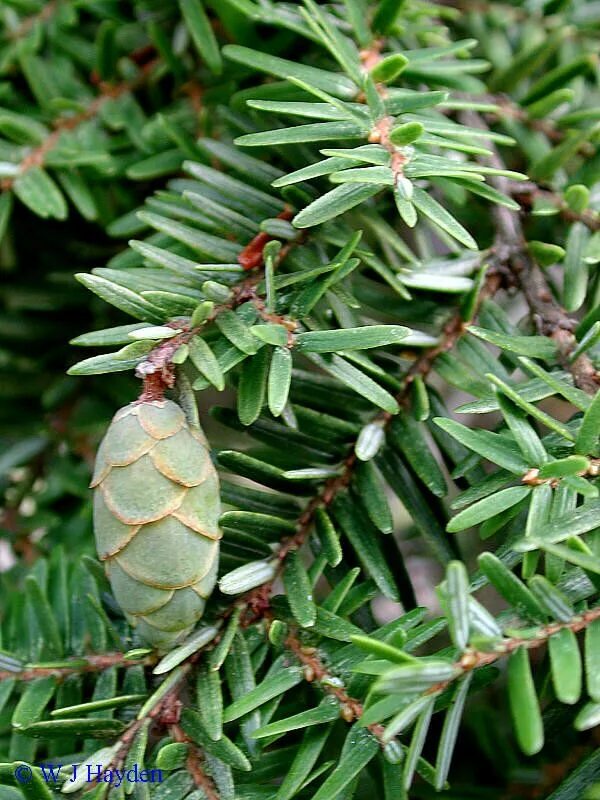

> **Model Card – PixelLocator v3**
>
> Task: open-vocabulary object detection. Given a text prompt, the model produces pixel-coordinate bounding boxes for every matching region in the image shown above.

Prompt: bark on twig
[462,111,599,395]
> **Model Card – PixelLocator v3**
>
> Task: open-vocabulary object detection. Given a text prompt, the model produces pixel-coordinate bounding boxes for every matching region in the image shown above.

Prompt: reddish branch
[369,116,407,177]
[171,723,220,800]
[139,369,176,403]
[359,40,385,72]
[138,221,302,401]
[523,458,600,487]
[285,630,386,741]
[496,228,599,395]
[434,605,600,694]
[511,183,600,232]
[465,606,600,665]
[238,265,503,625]
[283,605,600,755]
[461,110,599,395]
[0,55,160,191]
[88,656,205,792]
[0,651,154,682]
[237,206,295,270]
[6,1,57,40]
[286,607,600,749]
[186,745,219,800]
[360,45,410,184]
[487,96,595,158]
[227,45,515,626]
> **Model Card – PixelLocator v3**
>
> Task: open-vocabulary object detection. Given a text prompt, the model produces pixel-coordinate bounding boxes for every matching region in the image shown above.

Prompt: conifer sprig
[1,1,600,799]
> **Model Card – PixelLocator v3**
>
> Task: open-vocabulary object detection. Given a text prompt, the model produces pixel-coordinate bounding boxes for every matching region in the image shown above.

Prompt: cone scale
[92,398,221,650]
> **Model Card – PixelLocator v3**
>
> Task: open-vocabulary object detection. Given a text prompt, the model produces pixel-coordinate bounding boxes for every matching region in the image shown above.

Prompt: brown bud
[303,666,315,683]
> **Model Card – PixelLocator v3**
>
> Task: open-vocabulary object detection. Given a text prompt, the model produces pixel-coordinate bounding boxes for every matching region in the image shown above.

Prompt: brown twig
[432,605,600,695]
[285,607,600,748]
[0,652,155,682]
[487,97,596,157]
[523,458,600,487]
[186,745,220,800]
[462,111,599,395]
[0,57,160,191]
[238,263,502,623]
[5,1,57,40]
[80,660,198,792]
[225,47,518,627]
[284,629,386,741]
[171,723,220,800]
[238,207,295,270]
[136,250,301,401]
[369,116,408,179]
[360,45,411,185]
[206,84,600,711]
[510,183,600,232]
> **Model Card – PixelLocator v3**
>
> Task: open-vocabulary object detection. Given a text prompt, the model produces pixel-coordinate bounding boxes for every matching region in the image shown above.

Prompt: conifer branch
[219,264,503,627]
[287,605,600,738]
[5,1,58,41]
[432,605,600,695]
[3,3,600,796]
[284,629,386,741]
[172,724,221,800]
[0,652,155,682]
[0,55,160,191]
[511,183,600,232]
[464,111,599,395]
[485,96,596,158]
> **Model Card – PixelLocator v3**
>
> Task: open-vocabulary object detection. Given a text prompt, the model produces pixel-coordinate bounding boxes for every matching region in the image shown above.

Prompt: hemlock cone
[1,0,600,798]
[92,399,221,649]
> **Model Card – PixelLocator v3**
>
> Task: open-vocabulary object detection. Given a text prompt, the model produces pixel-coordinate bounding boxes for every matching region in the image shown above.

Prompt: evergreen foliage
[1,1,600,798]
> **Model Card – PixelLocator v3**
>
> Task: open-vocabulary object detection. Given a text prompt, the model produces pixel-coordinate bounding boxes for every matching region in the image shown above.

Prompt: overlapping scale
[140,588,206,631]
[173,474,221,537]
[93,492,139,559]
[150,429,212,486]
[134,620,183,651]
[191,555,220,599]
[115,516,218,589]
[105,560,173,615]
[101,410,155,466]
[136,400,185,438]
[90,436,111,488]
[101,456,187,525]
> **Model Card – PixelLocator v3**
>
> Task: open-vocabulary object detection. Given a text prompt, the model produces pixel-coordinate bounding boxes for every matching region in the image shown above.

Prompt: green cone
[92,399,221,650]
